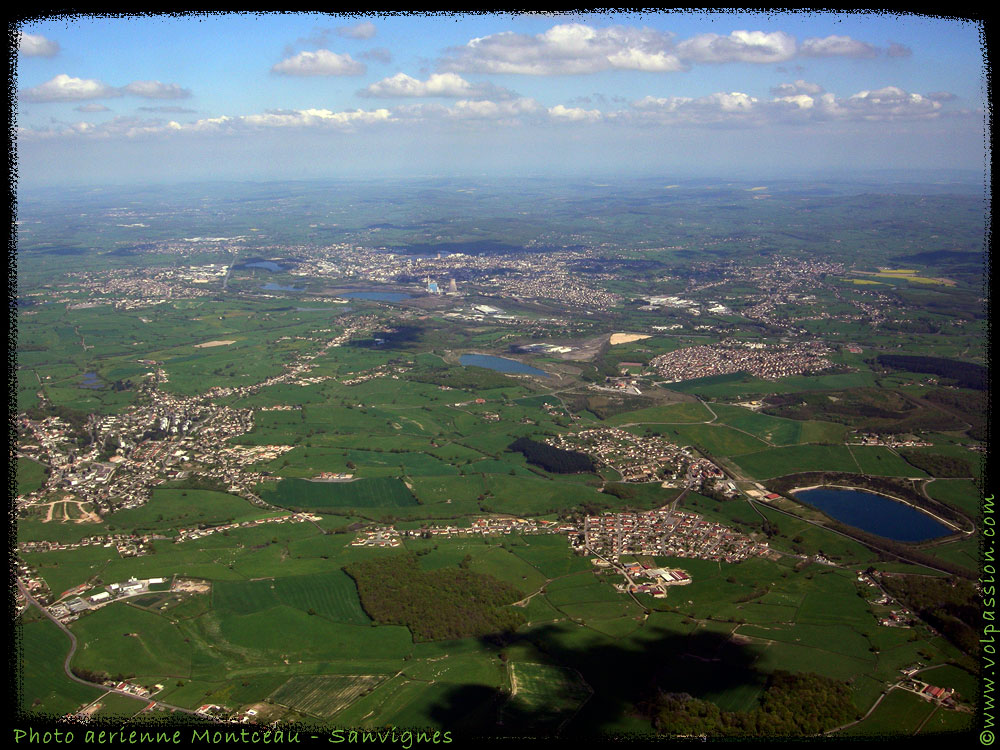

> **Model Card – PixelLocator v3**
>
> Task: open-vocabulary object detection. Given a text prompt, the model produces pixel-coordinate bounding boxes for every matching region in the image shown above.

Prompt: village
[546,426,725,485]
[650,339,836,383]
[582,508,769,563]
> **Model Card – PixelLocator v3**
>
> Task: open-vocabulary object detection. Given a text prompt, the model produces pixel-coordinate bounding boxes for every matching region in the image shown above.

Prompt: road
[16,579,201,717]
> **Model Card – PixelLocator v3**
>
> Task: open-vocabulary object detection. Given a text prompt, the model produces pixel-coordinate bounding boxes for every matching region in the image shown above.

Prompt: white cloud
[122,80,192,100]
[441,23,889,75]
[842,86,942,119]
[21,75,192,103]
[359,72,512,100]
[800,35,878,58]
[447,97,543,120]
[441,23,685,75]
[241,108,392,128]
[337,21,376,40]
[548,104,602,122]
[770,80,824,97]
[676,30,797,64]
[18,32,60,57]
[272,49,366,76]
[20,74,121,102]
[628,91,760,126]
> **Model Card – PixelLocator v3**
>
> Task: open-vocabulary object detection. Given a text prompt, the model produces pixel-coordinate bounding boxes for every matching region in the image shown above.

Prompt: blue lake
[793,487,951,542]
[341,292,412,302]
[262,283,305,292]
[459,354,550,377]
[80,372,103,390]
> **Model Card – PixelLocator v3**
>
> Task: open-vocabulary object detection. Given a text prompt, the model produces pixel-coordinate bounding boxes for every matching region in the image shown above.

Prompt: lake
[80,372,103,390]
[262,283,305,292]
[460,353,550,377]
[793,487,951,542]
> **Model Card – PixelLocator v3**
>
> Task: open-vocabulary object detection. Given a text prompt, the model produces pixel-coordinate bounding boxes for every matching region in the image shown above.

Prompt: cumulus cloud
[18,32,60,57]
[841,86,942,119]
[887,42,913,58]
[446,97,543,121]
[122,80,192,99]
[20,74,192,103]
[337,21,376,40]
[242,107,392,128]
[441,23,887,75]
[676,30,797,64]
[20,74,121,102]
[272,49,366,76]
[359,72,513,100]
[800,35,878,58]
[548,104,602,122]
[629,92,760,126]
[441,23,685,75]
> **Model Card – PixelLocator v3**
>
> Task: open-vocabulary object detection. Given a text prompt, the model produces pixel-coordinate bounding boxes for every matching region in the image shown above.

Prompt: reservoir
[460,354,550,377]
[793,487,951,542]
[262,282,305,292]
[341,291,412,302]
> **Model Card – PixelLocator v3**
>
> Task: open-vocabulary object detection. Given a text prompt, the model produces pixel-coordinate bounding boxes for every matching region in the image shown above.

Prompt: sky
[12,11,990,186]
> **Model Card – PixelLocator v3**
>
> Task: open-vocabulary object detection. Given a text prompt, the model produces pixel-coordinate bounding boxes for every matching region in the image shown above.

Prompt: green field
[18,609,106,715]
[15,180,987,737]
[502,662,592,733]
[258,477,419,510]
[212,570,370,624]
[268,674,387,719]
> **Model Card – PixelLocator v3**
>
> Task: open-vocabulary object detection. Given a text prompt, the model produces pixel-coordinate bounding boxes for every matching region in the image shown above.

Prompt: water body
[341,291,412,302]
[793,487,951,542]
[460,354,550,377]
[80,372,103,390]
[262,282,305,292]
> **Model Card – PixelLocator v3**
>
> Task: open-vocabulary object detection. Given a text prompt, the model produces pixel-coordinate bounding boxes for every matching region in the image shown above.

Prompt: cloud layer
[439,24,896,75]
[21,74,191,102]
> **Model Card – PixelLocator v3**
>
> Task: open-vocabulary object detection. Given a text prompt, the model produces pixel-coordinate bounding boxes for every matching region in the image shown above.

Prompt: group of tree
[508,437,595,474]
[875,354,986,390]
[898,450,974,478]
[877,573,980,657]
[644,671,858,737]
[408,365,513,391]
[343,553,525,641]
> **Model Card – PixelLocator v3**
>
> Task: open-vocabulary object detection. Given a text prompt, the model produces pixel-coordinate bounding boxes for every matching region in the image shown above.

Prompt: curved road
[17,579,200,717]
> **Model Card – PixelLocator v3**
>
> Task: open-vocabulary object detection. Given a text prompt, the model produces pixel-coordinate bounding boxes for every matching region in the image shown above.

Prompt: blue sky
[14,11,988,186]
